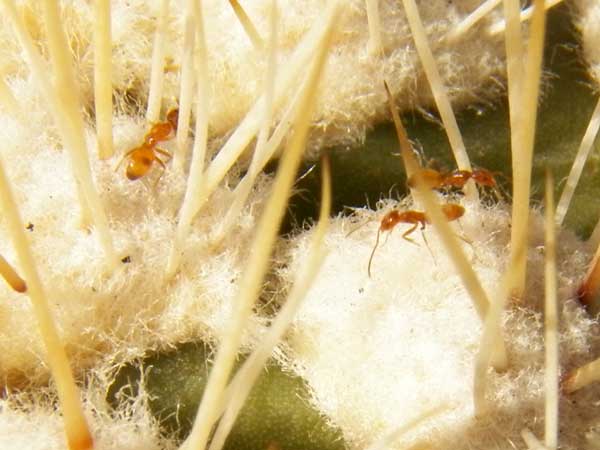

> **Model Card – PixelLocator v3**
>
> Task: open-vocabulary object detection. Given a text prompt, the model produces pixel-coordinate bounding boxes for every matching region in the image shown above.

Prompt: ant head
[443,170,472,188]
[167,108,179,130]
[471,169,496,187]
[380,210,401,231]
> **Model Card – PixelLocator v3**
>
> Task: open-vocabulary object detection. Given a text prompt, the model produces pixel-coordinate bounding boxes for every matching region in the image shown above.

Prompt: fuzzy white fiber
[280,198,600,449]
[0,1,597,449]
[0,0,510,389]
[0,80,273,387]
[0,379,177,450]
[575,0,600,84]
[0,0,507,149]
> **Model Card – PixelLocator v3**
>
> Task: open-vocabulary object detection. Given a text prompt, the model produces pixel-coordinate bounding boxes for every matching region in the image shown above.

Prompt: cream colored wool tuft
[0,1,597,449]
[279,198,600,450]
[574,0,600,84]
[0,378,177,450]
[0,81,272,387]
[0,0,507,150]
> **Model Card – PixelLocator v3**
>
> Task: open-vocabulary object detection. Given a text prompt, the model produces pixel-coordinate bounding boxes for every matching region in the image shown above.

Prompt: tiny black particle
[121,256,132,264]
[25,223,34,232]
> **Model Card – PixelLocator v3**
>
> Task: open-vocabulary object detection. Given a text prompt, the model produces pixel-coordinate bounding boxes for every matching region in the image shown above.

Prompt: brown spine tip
[577,242,600,313]
[0,254,27,293]
[576,283,592,311]
[69,431,94,450]
[167,108,179,131]
[560,358,600,394]
[12,280,27,293]
[560,372,575,395]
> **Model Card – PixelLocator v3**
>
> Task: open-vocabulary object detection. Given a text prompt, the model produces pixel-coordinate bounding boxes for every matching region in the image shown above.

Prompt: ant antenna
[367,227,383,278]
[346,217,375,237]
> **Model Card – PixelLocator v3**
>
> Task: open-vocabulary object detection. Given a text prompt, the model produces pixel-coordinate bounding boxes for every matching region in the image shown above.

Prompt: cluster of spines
[1,1,600,450]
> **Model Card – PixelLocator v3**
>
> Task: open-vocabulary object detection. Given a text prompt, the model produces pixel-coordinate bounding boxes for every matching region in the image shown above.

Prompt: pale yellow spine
[0,155,93,450]
[400,0,477,201]
[94,0,113,159]
[179,5,340,448]
[544,171,559,450]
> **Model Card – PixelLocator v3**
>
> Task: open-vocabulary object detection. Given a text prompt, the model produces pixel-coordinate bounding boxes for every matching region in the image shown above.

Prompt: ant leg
[114,148,139,172]
[484,170,509,202]
[453,215,465,234]
[367,228,383,278]
[155,147,172,162]
[152,156,168,187]
[401,222,420,245]
[141,177,152,190]
[448,216,473,246]
[456,232,473,245]
[491,185,506,202]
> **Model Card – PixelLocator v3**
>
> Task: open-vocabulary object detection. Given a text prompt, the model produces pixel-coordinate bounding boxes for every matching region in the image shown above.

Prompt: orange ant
[407,168,502,199]
[117,108,179,182]
[367,203,465,277]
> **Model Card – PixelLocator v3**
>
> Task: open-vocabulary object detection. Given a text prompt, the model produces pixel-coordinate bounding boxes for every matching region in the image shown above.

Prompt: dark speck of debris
[25,223,34,232]
[121,256,132,264]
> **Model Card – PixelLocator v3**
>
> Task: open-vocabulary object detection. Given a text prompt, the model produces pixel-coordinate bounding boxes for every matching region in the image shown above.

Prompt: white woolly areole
[0,82,272,387]
[0,0,506,148]
[0,377,177,450]
[574,0,600,84]
[280,199,600,449]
